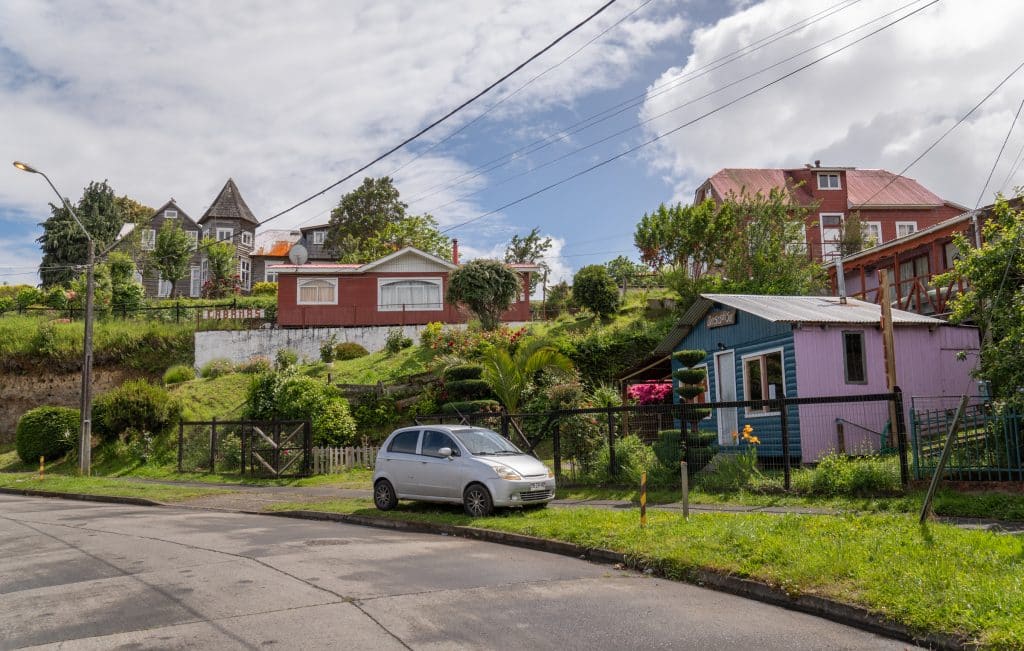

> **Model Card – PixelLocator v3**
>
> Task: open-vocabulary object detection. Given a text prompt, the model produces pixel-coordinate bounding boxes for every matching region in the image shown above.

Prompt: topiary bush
[444,379,492,401]
[440,399,501,415]
[443,364,484,381]
[92,379,183,442]
[200,358,235,378]
[334,342,369,360]
[15,406,78,463]
[572,265,620,317]
[672,349,707,368]
[673,368,707,385]
[163,364,195,385]
[653,429,683,470]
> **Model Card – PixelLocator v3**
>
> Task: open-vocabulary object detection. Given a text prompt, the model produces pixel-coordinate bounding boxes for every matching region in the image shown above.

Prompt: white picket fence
[311,446,379,474]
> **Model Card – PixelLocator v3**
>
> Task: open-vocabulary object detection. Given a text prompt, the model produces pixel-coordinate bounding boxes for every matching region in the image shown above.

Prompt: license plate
[530,483,546,491]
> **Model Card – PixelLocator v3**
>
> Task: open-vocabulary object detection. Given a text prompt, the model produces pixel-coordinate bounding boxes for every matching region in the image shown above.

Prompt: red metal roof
[709,168,814,205]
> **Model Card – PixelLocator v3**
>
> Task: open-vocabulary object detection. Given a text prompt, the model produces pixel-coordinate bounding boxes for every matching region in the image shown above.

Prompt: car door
[415,430,464,499]
[381,430,421,496]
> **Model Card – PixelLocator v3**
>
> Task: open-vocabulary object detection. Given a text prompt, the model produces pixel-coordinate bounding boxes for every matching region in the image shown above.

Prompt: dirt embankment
[0,369,148,443]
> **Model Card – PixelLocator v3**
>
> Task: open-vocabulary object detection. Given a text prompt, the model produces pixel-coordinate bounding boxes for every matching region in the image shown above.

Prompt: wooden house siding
[672,310,801,459]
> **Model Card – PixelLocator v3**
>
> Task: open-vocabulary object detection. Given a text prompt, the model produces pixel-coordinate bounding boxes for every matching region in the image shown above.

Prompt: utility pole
[14,161,95,475]
[878,268,900,449]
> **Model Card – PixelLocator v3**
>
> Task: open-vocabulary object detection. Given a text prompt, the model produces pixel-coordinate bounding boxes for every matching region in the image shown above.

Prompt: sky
[2,0,1024,287]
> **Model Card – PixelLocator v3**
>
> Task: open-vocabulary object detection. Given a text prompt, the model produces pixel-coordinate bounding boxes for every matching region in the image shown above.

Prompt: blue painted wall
[672,305,801,459]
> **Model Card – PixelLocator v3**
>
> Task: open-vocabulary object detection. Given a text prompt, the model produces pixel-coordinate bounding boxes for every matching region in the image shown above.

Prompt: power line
[997,135,1024,194]
[254,0,620,230]
[405,0,864,207]
[441,0,941,234]
[975,97,1024,208]
[424,0,921,216]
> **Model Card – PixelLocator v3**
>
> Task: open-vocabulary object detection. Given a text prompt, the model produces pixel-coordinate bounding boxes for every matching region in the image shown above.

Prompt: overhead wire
[975,96,1024,209]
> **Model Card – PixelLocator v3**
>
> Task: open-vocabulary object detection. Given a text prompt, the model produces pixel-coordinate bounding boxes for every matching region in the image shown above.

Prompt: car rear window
[388,430,419,454]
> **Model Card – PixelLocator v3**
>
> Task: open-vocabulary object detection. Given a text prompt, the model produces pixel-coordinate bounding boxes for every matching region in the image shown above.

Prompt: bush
[572,265,620,317]
[334,342,369,360]
[385,328,413,354]
[440,399,500,414]
[672,349,706,368]
[92,379,182,442]
[673,368,707,385]
[15,406,78,463]
[238,356,272,374]
[0,296,13,314]
[251,281,278,297]
[804,453,901,497]
[319,335,337,363]
[419,321,444,348]
[443,364,484,381]
[594,435,667,486]
[244,371,358,446]
[200,358,235,378]
[163,364,195,385]
[444,378,492,401]
[352,393,400,433]
[653,429,683,470]
[275,348,299,370]
[15,287,41,310]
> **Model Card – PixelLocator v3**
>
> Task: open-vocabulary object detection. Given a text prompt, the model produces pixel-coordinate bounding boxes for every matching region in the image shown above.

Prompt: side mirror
[438,447,453,458]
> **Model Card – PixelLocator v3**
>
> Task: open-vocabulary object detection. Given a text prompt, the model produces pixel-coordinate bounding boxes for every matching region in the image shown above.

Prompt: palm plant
[480,339,573,415]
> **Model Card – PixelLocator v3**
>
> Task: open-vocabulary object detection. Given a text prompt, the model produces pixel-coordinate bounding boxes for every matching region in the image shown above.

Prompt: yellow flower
[750,436,761,445]
[743,424,754,435]
[731,431,738,442]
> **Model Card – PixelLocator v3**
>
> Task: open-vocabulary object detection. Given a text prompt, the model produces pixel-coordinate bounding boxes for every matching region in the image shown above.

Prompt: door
[381,430,421,496]
[415,430,463,499]
[715,350,738,446]
[819,213,844,261]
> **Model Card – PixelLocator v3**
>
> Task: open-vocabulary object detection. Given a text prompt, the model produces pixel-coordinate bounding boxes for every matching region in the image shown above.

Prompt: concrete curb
[0,488,969,650]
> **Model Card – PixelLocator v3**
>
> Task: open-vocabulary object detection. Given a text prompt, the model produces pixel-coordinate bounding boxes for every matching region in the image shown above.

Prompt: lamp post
[14,161,94,475]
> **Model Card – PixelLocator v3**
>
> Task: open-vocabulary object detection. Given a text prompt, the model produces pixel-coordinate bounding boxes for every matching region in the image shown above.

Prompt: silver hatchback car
[372,425,556,517]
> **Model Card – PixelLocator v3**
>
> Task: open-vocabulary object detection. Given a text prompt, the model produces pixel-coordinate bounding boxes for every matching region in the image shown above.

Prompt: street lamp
[13,161,95,475]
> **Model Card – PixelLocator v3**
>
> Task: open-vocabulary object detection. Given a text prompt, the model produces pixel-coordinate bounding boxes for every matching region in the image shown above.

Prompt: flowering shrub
[422,324,527,359]
[626,382,672,405]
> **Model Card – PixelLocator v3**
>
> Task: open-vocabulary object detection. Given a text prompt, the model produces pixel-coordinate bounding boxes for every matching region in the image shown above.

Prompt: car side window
[421,431,459,458]
[388,430,420,454]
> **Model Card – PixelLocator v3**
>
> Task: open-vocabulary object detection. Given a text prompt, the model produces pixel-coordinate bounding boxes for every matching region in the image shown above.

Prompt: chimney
[452,238,459,265]
[814,160,821,168]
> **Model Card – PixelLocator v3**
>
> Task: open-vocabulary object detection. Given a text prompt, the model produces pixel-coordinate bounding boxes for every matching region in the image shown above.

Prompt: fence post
[553,421,562,480]
[241,426,247,476]
[893,386,910,486]
[778,398,791,490]
[501,413,510,440]
[175,301,181,323]
[920,395,969,523]
[177,422,184,472]
[607,406,616,477]
[209,417,217,474]
[304,420,312,476]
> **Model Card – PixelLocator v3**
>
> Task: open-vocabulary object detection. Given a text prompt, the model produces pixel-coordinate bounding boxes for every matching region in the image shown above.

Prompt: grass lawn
[170,372,252,421]
[327,346,434,384]
[267,498,1024,649]
[0,472,231,502]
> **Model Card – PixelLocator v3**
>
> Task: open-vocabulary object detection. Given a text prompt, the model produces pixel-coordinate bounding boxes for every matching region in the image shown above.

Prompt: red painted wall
[277,271,532,327]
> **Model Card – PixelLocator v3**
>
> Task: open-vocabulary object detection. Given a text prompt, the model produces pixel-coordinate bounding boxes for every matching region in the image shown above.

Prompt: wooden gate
[245,421,312,477]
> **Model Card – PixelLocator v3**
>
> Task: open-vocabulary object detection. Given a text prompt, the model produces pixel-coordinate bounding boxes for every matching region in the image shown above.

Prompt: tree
[152,221,194,297]
[446,259,520,330]
[938,195,1024,401]
[505,227,552,294]
[480,339,573,416]
[838,212,868,258]
[202,239,240,298]
[572,265,619,317]
[544,280,572,317]
[37,181,149,287]
[361,214,451,262]
[107,252,145,315]
[604,255,647,287]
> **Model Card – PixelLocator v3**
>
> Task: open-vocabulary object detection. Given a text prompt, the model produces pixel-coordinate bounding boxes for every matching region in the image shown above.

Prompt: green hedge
[653,429,683,470]
[445,378,492,401]
[443,364,483,381]
[673,368,707,384]
[92,379,182,442]
[334,342,369,360]
[440,400,500,415]
[15,406,78,463]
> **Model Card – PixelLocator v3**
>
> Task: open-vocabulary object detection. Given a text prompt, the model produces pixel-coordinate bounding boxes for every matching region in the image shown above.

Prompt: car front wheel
[463,483,493,517]
[374,479,398,511]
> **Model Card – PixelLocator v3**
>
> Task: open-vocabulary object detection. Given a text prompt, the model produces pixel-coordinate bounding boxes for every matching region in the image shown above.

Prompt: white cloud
[638,0,1024,207]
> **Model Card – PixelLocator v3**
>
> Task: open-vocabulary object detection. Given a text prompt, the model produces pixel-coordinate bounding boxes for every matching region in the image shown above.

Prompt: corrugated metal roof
[703,294,943,325]
[845,169,943,207]
[709,169,814,205]
[252,229,300,257]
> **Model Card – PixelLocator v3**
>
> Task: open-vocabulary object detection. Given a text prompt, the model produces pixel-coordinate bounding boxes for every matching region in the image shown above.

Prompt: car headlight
[545,467,555,479]
[493,465,522,481]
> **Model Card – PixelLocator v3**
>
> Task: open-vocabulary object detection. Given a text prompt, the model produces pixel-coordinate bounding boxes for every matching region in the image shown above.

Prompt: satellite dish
[288,243,309,265]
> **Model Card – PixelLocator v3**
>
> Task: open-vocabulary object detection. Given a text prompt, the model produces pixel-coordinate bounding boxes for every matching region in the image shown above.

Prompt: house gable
[359,247,457,273]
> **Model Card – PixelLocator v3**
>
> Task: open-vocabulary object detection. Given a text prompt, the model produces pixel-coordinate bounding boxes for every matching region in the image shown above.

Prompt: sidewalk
[125,478,1024,532]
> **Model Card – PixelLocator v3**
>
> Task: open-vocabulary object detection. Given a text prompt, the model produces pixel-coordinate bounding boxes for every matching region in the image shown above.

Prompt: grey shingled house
[196,178,259,293]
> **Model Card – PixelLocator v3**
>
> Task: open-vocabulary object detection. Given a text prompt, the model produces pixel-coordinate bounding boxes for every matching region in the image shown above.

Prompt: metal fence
[4,299,275,325]
[912,396,1024,481]
[178,419,312,477]
[414,391,908,489]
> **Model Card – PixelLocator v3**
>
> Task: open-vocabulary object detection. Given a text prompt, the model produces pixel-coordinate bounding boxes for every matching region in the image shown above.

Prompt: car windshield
[452,428,522,456]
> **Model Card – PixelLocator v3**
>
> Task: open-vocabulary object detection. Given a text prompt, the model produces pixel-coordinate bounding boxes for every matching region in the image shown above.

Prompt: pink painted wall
[793,324,979,461]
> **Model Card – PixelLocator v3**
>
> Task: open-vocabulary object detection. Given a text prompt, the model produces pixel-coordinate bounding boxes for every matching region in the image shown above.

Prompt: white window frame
[156,272,172,298]
[297,277,338,305]
[240,231,253,247]
[190,266,201,298]
[817,172,841,190]
[164,209,178,218]
[895,221,918,238]
[186,230,198,250]
[239,258,251,291]
[377,277,444,312]
[741,347,785,417]
[216,227,233,242]
[819,213,844,261]
[862,221,883,247]
[312,230,326,245]
[141,228,156,251]
[200,258,209,284]
[265,269,278,283]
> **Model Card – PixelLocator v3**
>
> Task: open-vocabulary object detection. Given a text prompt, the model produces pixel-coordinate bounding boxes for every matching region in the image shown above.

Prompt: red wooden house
[271,247,538,327]
[694,163,965,261]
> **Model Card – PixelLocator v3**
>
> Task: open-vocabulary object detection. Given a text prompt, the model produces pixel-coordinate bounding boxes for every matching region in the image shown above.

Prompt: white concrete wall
[194,323,530,368]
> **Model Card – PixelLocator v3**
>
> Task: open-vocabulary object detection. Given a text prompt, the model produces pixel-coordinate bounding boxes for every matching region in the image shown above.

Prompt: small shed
[665,294,980,462]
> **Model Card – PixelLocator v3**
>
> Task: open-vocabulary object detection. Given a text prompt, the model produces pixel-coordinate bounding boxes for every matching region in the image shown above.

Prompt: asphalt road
[0,495,921,650]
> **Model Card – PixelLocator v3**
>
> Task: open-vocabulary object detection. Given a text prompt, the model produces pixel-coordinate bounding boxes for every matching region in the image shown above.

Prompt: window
[378,278,443,311]
[239,258,251,290]
[186,230,198,250]
[216,227,233,241]
[190,266,201,298]
[742,350,784,415]
[157,273,172,298]
[388,430,420,454]
[819,213,844,260]
[817,173,841,190]
[132,270,143,285]
[862,221,882,247]
[141,228,156,251]
[421,431,460,457]
[843,331,867,384]
[164,209,177,218]
[896,221,918,238]
[297,278,337,305]
[200,258,209,284]
[943,242,960,270]
[265,269,278,283]
[312,230,326,245]
[898,254,930,296]
[240,231,253,247]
